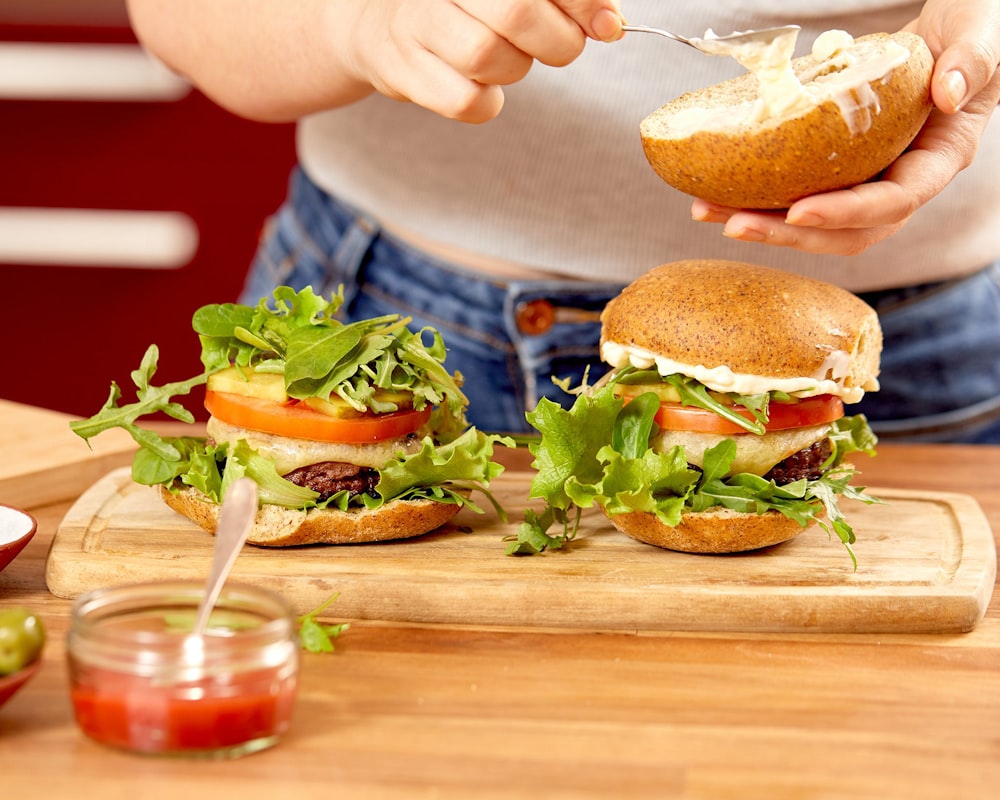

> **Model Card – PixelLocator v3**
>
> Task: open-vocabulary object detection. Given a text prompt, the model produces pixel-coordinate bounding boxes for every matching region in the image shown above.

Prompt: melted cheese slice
[654,423,833,476]
[206,417,425,474]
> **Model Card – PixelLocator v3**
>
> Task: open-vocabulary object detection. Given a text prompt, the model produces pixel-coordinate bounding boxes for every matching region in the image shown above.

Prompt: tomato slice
[650,394,845,435]
[204,390,432,444]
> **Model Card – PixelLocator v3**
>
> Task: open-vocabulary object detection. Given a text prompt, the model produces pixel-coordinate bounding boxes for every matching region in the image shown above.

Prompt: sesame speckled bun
[599,260,882,397]
[160,484,466,547]
[640,31,934,209]
[608,507,818,554]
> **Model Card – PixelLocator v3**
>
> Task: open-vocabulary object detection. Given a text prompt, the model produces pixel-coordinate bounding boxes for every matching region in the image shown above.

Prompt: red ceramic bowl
[0,658,42,710]
[0,504,38,573]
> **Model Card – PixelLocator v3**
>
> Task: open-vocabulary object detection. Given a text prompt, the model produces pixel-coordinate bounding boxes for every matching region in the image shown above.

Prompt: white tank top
[298,0,1000,291]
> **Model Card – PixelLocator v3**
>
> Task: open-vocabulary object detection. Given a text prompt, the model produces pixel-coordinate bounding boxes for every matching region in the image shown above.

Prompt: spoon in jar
[189,477,259,644]
[621,24,800,55]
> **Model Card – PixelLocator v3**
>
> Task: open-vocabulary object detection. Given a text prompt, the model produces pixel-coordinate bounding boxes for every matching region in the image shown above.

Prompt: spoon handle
[192,477,259,637]
[621,24,693,48]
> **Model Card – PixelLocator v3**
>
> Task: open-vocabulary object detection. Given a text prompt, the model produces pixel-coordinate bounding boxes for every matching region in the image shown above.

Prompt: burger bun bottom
[607,507,819,554]
[160,485,465,547]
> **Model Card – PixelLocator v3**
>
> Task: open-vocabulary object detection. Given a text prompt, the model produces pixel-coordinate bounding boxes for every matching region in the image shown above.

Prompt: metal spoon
[190,477,259,639]
[621,24,800,55]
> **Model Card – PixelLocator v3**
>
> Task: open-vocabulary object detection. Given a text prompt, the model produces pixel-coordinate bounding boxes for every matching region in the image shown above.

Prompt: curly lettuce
[506,375,880,566]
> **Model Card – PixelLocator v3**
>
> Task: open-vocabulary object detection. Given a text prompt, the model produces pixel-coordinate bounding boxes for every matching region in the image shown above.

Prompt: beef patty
[763,438,834,484]
[283,461,379,501]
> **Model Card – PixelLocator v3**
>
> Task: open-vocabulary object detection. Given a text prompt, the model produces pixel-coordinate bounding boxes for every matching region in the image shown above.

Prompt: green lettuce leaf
[71,285,511,518]
[375,428,514,515]
[511,377,880,562]
[525,389,623,511]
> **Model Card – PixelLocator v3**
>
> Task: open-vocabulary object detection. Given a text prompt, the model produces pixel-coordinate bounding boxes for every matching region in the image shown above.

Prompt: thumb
[555,1,624,42]
[916,9,1000,112]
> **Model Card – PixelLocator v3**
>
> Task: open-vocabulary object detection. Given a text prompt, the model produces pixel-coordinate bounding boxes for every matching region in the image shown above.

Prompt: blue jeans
[241,168,623,433]
[855,264,1000,443]
[243,168,1000,442]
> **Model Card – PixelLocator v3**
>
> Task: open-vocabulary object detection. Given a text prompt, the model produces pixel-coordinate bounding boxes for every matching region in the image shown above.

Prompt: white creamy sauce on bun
[811,29,855,61]
[600,340,877,403]
[667,28,910,137]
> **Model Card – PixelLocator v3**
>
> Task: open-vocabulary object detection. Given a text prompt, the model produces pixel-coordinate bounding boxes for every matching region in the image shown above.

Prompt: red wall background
[0,16,297,420]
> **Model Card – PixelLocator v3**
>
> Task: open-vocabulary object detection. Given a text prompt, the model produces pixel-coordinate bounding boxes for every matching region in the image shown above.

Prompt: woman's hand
[127,0,622,124]
[691,0,1000,256]
[345,0,623,122]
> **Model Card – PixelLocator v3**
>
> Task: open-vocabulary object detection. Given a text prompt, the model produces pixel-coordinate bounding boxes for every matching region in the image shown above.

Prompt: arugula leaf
[699,439,738,484]
[131,435,208,486]
[284,323,365,394]
[610,368,779,434]
[397,327,470,415]
[662,374,768,434]
[69,344,207,456]
[71,285,511,517]
[612,391,660,459]
[503,506,580,555]
[297,592,350,654]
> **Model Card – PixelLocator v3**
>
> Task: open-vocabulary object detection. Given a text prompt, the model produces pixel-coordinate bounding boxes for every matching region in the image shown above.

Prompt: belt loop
[322,212,379,311]
[503,282,542,409]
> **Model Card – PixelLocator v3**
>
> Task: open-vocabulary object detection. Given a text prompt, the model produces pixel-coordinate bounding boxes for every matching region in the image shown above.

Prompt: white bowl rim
[0,504,37,546]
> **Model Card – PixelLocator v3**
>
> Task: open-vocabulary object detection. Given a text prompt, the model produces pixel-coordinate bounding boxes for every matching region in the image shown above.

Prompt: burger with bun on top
[509,260,881,564]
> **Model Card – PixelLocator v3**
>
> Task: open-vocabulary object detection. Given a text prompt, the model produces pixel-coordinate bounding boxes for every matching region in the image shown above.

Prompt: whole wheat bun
[160,484,464,547]
[599,260,882,396]
[640,31,934,209]
[608,507,817,553]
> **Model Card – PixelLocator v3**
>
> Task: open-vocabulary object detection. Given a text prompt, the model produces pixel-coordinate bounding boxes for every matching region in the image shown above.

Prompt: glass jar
[67,580,300,759]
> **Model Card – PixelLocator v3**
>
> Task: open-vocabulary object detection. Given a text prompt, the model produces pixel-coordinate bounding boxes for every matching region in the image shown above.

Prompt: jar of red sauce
[67,580,300,759]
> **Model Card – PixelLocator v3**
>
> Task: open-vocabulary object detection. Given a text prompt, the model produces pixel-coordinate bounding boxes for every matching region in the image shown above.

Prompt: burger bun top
[599,260,882,402]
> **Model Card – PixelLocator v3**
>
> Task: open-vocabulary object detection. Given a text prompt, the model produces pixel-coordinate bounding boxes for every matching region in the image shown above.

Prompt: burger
[71,285,512,546]
[510,260,881,563]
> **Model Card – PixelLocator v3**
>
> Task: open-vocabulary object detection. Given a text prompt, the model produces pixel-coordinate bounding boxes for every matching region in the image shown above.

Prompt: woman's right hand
[126,0,623,124]
[345,0,623,122]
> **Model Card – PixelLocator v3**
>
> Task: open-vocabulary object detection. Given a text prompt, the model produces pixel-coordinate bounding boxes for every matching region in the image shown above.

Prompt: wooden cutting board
[47,467,996,634]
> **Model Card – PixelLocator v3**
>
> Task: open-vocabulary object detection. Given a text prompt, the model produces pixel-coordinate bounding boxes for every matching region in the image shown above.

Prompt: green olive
[0,608,45,675]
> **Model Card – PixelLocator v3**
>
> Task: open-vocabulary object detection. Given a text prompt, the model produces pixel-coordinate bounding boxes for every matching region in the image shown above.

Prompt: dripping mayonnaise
[667,28,909,137]
[600,340,878,403]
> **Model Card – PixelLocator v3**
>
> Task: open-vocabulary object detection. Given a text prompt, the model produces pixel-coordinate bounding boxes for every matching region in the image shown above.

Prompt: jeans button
[515,299,556,335]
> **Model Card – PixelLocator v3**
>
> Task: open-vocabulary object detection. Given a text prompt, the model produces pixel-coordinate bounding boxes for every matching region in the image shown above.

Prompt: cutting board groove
[46,467,996,633]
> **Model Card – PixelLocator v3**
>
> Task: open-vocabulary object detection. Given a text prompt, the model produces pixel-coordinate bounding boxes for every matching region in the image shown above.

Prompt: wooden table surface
[1,402,998,799]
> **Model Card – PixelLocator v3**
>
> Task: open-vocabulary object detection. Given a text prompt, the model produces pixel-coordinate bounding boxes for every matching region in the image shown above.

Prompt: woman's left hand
[692,0,1000,256]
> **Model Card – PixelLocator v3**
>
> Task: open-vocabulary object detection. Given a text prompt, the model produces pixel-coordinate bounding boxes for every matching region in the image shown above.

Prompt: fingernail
[943,70,968,111]
[724,225,766,242]
[787,211,824,227]
[592,7,624,42]
[692,203,728,223]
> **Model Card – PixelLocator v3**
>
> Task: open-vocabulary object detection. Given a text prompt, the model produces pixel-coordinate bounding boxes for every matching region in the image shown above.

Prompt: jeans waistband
[291,167,624,318]
[245,168,1000,439]
[856,274,978,312]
